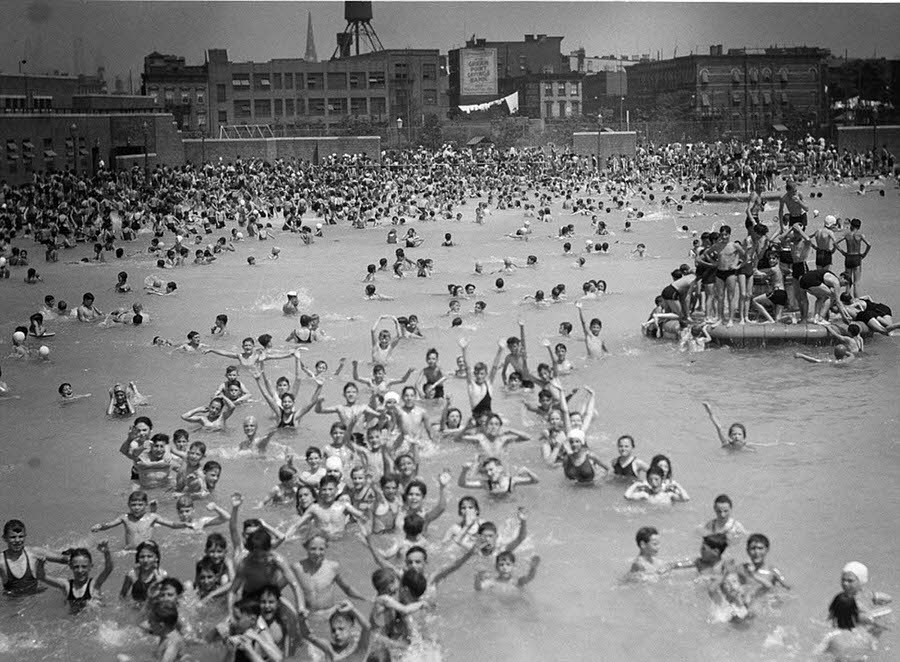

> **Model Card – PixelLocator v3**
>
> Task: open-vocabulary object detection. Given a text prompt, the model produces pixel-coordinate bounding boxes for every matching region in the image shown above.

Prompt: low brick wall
[182,136,381,165]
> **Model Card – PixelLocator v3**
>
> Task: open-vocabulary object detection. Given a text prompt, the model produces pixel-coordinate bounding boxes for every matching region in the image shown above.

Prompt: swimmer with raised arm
[702,402,749,450]
[575,302,610,358]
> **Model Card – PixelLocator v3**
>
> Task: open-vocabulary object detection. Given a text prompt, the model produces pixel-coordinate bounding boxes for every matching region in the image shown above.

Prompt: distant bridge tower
[332,1,384,59]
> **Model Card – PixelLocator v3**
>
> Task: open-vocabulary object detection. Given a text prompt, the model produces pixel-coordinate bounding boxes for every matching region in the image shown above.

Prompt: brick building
[518,73,583,119]
[0,110,182,186]
[205,47,446,137]
[0,71,107,113]
[449,34,566,108]
[142,52,210,134]
[582,71,628,123]
[627,46,829,138]
[567,49,641,74]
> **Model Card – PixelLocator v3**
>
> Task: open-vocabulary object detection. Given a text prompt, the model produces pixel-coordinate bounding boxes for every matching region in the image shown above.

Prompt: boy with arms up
[90,491,191,549]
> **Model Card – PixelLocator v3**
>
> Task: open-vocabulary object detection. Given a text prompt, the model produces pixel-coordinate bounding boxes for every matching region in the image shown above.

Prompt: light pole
[596,112,602,171]
[142,121,149,178]
[396,117,403,147]
[872,105,878,153]
[620,96,624,131]
[70,123,78,176]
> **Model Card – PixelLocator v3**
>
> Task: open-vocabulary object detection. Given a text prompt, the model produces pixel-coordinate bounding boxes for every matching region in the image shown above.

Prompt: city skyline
[3,1,900,85]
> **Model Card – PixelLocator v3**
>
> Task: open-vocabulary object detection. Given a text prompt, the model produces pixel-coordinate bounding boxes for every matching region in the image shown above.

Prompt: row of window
[543,100,581,118]
[146,88,205,106]
[227,96,403,120]
[700,67,815,84]
[4,137,86,175]
[542,82,581,98]
[699,90,803,107]
[226,64,436,93]
[1,96,54,111]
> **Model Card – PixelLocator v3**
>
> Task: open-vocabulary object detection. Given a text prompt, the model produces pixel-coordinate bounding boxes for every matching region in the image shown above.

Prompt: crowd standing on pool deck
[0,135,896,661]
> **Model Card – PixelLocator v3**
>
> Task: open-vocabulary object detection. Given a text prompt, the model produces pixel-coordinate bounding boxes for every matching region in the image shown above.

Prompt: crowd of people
[0,135,896,662]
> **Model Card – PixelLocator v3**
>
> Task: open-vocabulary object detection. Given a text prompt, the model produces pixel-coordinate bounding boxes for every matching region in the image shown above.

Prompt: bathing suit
[697,264,716,285]
[66,578,93,613]
[715,269,736,281]
[844,254,862,270]
[613,456,639,480]
[767,289,788,306]
[789,212,808,229]
[130,570,161,602]
[277,409,297,428]
[815,248,834,267]
[2,550,40,595]
[857,300,892,324]
[487,476,514,494]
[470,382,493,419]
[779,247,793,265]
[798,270,829,290]
[288,327,312,343]
[563,455,596,484]
[661,284,679,301]
[791,261,809,279]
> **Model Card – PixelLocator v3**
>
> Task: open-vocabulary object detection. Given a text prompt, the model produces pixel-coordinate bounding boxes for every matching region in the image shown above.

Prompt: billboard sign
[460,48,498,96]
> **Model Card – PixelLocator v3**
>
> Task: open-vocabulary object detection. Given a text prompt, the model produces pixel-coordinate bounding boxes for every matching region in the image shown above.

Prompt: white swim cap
[236,232,244,239]
[842,562,868,585]
[176,235,183,242]
[0,257,5,266]
[286,291,298,298]
[12,331,25,343]
[316,223,323,229]
[813,209,820,218]
[39,346,50,357]
[384,391,400,404]
[568,429,586,442]
[824,215,837,229]
[325,457,343,471]
[158,241,165,248]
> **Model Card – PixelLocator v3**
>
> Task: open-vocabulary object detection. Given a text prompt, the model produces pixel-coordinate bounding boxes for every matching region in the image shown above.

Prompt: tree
[421,113,443,150]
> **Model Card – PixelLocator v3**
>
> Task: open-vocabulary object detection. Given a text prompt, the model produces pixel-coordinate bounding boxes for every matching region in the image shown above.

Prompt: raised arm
[488,344,505,384]
[430,544,477,587]
[253,372,281,414]
[94,540,114,591]
[422,471,450,526]
[181,406,209,423]
[503,509,529,553]
[388,368,415,387]
[516,555,541,588]
[702,402,730,446]
[203,348,240,359]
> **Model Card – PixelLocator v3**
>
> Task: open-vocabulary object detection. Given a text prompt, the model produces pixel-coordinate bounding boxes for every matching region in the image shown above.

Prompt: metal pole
[142,121,149,177]
[70,124,77,176]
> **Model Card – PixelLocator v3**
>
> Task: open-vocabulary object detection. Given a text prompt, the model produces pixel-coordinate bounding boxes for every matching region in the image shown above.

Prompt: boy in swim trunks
[736,533,790,599]
[475,551,540,591]
[629,526,668,578]
[2,519,69,595]
[834,218,871,297]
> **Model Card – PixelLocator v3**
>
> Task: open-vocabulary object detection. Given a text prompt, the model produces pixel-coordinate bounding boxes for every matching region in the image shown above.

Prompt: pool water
[0,179,898,662]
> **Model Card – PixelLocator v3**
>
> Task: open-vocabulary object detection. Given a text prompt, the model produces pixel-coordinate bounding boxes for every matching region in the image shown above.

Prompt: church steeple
[305,11,317,62]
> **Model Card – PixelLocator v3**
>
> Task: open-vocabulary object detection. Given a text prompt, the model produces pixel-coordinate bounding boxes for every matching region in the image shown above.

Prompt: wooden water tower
[333,1,384,59]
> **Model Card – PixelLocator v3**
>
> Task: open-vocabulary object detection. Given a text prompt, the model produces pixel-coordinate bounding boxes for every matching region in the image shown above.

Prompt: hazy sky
[3,1,899,86]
